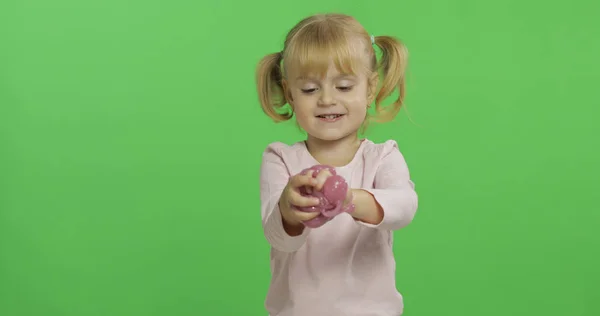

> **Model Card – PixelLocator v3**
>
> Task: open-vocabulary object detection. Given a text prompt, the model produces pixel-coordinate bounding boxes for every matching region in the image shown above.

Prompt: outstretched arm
[260,148,310,252]
[350,142,418,230]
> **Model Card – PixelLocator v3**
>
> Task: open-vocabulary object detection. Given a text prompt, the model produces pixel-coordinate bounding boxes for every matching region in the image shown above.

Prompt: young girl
[256,13,418,316]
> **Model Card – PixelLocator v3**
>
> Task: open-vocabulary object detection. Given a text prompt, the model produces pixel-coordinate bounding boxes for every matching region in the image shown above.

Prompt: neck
[305,133,362,167]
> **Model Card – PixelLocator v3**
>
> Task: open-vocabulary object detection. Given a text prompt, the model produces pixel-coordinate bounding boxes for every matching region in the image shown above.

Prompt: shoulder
[262,141,303,158]
[360,139,412,180]
[260,141,310,176]
[260,141,308,171]
[360,139,402,159]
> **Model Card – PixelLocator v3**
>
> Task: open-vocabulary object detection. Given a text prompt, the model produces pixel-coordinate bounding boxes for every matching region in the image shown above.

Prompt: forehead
[282,35,373,80]
[286,59,370,84]
[294,69,358,82]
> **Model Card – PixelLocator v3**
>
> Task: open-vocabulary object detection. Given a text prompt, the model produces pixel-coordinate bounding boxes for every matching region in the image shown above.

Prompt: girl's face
[285,61,375,142]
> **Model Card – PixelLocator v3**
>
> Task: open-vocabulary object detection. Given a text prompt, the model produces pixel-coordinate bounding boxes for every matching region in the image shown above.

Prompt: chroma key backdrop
[1,0,598,315]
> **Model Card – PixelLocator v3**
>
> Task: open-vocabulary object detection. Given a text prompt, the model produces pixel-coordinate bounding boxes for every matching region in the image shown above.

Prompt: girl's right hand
[279,171,321,228]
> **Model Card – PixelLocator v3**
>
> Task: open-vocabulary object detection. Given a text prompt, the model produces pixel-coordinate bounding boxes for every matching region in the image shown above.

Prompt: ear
[367,71,379,105]
[282,79,294,106]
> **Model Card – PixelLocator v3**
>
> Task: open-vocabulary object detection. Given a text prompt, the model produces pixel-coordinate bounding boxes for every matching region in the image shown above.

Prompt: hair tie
[370,34,375,45]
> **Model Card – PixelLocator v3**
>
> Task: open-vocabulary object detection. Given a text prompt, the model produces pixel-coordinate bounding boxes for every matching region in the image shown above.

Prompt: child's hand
[312,168,334,191]
[279,171,321,228]
[295,165,354,228]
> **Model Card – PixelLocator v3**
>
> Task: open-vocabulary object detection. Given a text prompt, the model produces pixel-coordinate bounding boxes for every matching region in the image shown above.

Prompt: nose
[317,87,336,107]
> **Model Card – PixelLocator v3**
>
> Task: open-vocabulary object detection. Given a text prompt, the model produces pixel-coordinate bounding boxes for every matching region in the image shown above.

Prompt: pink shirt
[259,139,418,316]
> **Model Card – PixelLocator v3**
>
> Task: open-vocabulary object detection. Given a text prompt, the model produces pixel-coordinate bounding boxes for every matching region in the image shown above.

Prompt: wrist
[342,189,356,213]
[348,189,384,225]
[281,214,305,236]
[278,200,305,235]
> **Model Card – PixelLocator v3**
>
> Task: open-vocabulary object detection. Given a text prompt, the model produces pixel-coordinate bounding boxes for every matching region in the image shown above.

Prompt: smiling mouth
[316,114,344,119]
[316,114,345,122]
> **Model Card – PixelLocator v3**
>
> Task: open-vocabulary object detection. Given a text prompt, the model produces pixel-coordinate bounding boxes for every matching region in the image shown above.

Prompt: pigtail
[255,52,292,122]
[372,36,409,123]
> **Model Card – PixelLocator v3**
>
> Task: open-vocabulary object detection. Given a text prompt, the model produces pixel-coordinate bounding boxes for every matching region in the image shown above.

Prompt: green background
[1,0,599,315]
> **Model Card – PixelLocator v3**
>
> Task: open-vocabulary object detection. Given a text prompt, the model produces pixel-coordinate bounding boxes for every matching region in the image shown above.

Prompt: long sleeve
[359,141,418,231]
[260,145,310,253]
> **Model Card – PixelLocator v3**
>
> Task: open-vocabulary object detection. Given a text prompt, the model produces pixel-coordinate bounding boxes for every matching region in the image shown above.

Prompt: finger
[314,169,333,191]
[290,172,317,188]
[293,210,320,221]
[288,190,320,207]
[305,186,313,194]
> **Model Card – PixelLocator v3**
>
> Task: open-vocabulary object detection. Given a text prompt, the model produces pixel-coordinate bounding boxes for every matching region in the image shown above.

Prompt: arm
[260,147,310,252]
[350,142,418,231]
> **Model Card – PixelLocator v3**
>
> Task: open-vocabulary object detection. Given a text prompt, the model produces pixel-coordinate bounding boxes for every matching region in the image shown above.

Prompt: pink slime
[294,165,354,228]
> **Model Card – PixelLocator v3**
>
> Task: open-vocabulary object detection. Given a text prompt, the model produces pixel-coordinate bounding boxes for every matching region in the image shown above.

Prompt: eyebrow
[295,74,356,81]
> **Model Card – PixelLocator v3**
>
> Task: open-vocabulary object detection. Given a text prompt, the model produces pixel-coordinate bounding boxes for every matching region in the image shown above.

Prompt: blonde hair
[255,13,408,125]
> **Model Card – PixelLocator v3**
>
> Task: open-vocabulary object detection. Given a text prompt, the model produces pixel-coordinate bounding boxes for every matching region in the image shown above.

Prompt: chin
[299,120,362,142]
[314,135,343,142]
[308,130,355,142]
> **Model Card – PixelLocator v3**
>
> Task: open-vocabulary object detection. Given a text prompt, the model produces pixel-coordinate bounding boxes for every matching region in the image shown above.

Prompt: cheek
[341,91,369,111]
[290,90,310,106]
[352,104,368,120]
[291,97,313,121]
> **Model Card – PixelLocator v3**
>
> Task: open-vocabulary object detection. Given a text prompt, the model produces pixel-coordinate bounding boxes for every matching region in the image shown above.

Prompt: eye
[338,86,353,92]
[301,88,318,94]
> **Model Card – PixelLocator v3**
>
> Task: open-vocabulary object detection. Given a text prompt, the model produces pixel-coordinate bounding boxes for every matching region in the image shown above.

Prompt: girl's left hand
[313,168,354,209]
[343,189,354,209]
[313,168,334,191]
